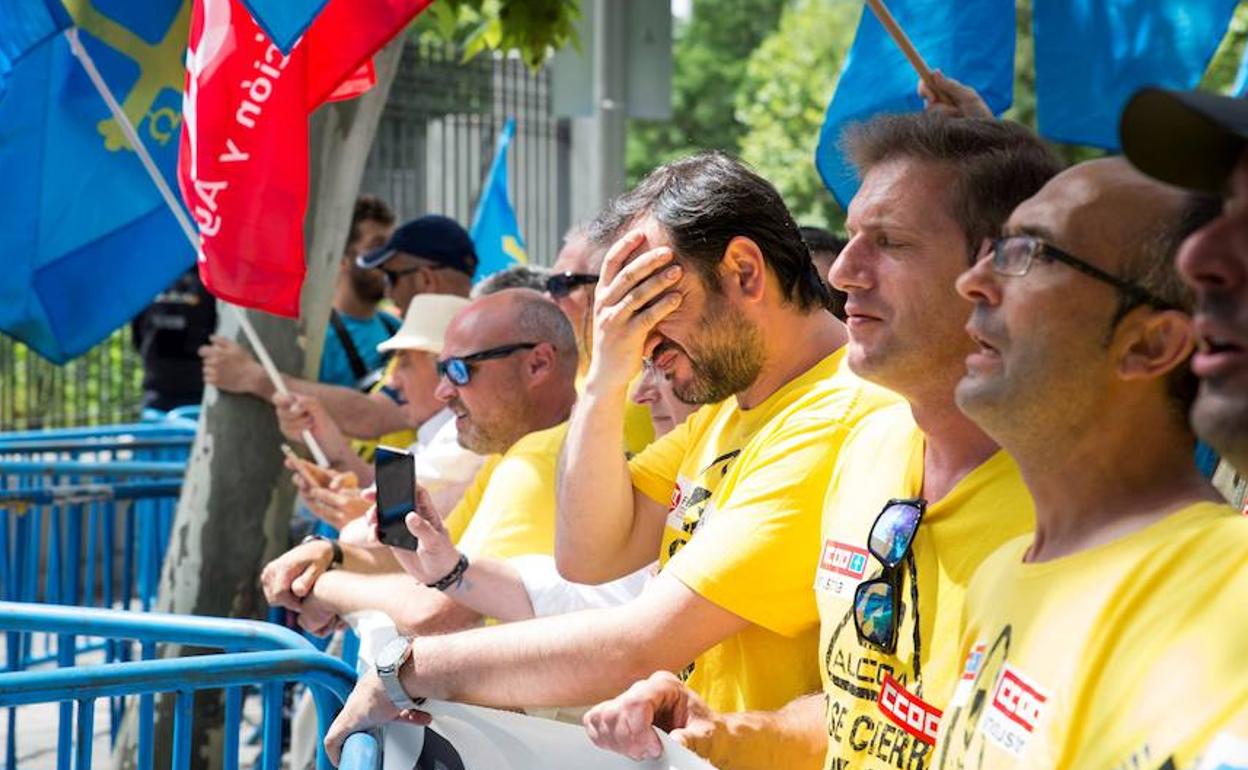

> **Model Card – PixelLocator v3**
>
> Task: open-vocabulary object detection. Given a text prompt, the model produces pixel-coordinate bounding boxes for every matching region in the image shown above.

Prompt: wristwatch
[300,534,343,571]
[375,636,421,710]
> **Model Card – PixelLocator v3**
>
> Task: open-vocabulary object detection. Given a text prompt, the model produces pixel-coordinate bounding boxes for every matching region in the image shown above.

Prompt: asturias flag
[178,0,431,318]
[0,0,195,363]
[469,118,528,282]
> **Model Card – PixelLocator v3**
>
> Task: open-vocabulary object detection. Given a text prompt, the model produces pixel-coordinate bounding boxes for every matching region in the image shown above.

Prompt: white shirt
[408,408,482,514]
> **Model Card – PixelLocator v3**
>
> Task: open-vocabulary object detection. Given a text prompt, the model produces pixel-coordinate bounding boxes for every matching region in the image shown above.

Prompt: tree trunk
[110,37,407,770]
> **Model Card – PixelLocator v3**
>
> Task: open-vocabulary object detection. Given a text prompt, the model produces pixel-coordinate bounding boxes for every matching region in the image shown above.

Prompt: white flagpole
[64,26,331,467]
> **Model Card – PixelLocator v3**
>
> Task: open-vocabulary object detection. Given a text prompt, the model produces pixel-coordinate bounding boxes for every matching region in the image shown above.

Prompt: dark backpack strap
[378,311,401,335]
[329,309,370,382]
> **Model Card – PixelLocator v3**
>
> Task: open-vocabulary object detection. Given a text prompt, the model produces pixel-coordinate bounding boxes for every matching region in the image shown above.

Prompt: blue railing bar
[74,698,94,770]
[0,650,356,707]
[0,482,182,505]
[340,733,381,770]
[0,436,194,453]
[0,424,195,442]
[0,601,316,652]
[224,686,242,770]
[0,460,187,477]
[172,689,193,770]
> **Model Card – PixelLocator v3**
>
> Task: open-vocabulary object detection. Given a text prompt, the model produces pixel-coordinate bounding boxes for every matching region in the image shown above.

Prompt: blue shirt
[318,311,399,387]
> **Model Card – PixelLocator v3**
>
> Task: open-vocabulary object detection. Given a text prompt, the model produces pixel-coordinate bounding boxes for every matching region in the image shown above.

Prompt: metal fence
[2,40,569,433]
[361,40,571,269]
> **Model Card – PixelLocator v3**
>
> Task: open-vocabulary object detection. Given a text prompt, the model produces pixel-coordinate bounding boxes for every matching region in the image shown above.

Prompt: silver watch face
[376,636,411,672]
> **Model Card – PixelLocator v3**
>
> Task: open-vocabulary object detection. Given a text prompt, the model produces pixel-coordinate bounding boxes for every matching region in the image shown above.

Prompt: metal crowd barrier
[0,602,358,770]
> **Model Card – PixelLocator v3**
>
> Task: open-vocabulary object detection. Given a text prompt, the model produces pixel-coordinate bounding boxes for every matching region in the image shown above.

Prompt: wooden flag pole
[66,26,331,467]
[864,0,940,94]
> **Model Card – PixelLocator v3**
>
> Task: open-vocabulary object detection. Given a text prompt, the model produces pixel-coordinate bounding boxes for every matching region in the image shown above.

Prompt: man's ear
[525,342,558,385]
[721,236,767,302]
[1115,308,1196,383]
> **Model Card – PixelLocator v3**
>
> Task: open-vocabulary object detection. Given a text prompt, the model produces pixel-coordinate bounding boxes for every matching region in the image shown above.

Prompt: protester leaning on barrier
[930,157,1246,770]
[583,114,1058,770]
[274,294,481,523]
[318,152,900,765]
[200,214,476,445]
[1121,87,1248,509]
[378,360,697,623]
[260,289,578,638]
[547,223,657,456]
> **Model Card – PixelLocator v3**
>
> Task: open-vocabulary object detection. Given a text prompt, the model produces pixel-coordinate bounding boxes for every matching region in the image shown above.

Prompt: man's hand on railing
[324,669,431,766]
[260,539,335,611]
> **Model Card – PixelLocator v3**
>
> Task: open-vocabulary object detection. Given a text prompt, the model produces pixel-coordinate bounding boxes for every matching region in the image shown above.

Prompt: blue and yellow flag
[0,0,193,363]
[469,118,528,283]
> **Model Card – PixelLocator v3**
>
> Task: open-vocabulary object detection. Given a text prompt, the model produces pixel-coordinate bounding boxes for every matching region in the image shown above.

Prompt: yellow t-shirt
[441,422,567,561]
[932,501,1248,770]
[816,403,1034,770]
[575,371,657,457]
[629,348,898,714]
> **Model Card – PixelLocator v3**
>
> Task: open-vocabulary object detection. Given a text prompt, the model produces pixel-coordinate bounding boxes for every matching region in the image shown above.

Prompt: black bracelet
[300,534,343,571]
[426,553,470,592]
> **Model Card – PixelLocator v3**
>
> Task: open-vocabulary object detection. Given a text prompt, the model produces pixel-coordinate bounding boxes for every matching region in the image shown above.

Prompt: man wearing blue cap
[356,213,478,311]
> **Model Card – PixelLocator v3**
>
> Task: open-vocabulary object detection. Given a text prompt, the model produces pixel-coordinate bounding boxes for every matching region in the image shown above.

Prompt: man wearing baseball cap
[1121,88,1248,498]
[357,214,478,311]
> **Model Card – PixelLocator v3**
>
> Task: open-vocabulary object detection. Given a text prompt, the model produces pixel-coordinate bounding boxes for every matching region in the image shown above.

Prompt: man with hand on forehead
[320,152,897,764]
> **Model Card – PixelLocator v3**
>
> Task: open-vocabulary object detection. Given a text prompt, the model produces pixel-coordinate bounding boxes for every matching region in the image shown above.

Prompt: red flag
[178,0,430,317]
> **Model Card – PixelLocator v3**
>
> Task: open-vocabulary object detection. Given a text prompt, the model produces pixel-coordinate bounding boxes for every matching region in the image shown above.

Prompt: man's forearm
[443,558,535,622]
[403,603,673,708]
[710,694,828,770]
[556,383,645,582]
[310,571,482,636]
[287,381,411,439]
[339,544,400,574]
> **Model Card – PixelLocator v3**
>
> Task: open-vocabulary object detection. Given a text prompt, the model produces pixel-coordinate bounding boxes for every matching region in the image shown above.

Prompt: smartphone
[281,444,332,488]
[374,445,419,550]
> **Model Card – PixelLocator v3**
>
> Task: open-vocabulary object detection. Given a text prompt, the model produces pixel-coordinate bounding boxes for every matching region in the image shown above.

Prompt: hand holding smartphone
[281,444,333,488]
[374,445,419,550]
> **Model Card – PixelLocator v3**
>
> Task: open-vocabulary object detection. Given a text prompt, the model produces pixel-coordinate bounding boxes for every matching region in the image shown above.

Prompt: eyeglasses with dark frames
[990,235,1174,309]
[436,343,540,386]
[852,498,925,655]
[545,272,599,299]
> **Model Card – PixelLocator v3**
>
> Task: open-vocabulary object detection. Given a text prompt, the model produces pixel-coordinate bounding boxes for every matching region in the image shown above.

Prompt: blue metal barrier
[0,602,357,770]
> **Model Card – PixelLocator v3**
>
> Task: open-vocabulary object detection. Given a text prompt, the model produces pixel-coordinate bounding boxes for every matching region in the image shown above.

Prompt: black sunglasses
[380,261,456,287]
[991,235,1173,309]
[436,343,539,386]
[853,498,925,654]
[545,272,599,299]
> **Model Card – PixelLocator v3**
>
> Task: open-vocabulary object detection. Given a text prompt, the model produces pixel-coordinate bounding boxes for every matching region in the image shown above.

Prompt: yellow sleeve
[443,455,501,544]
[664,414,850,638]
[628,408,697,505]
[623,398,656,456]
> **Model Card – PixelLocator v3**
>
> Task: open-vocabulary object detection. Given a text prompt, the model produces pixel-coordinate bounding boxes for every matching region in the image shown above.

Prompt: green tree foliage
[736,0,858,227]
[416,0,582,68]
[626,0,788,184]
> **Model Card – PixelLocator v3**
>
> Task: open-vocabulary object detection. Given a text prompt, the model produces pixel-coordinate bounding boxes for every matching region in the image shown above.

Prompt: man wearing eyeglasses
[582,115,1057,770]
[930,157,1247,770]
[546,223,656,456]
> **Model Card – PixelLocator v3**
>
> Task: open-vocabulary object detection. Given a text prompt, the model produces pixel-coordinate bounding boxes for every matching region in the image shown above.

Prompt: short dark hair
[347,195,395,252]
[588,152,832,312]
[1117,191,1223,413]
[843,115,1063,257]
[798,226,847,257]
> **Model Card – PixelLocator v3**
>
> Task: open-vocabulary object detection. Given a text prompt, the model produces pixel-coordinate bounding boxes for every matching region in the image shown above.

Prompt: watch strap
[300,534,343,570]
